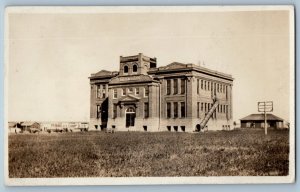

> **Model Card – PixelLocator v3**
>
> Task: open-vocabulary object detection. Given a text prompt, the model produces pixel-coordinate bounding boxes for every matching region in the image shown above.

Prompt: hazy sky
[7,8,292,122]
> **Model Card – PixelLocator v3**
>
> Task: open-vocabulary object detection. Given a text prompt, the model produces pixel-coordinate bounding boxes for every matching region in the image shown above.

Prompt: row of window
[196,102,229,119]
[113,87,149,98]
[197,79,228,94]
[166,79,186,95]
[167,125,185,132]
[123,64,138,74]
[166,102,186,118]
[96,84,107,98]
[110,125,149,131]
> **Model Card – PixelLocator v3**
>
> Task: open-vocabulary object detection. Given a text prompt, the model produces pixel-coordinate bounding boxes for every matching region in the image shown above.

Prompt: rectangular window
[135,87,139,95]
[167,102,171,118]
[181,102,185,118]
[173,79,178,94]
[181,126,185,132]
[197,102,200,118]
[197,79,200,94]
[201,102,203,111]
[208,81,210,90]
[97,85,101,98]
[167,80,171,95]
[144,86,149,97]
[174,102,178,118]
[102,85,106,98]
[122,88,126,96]
[144,102,149,118]
[128,87,134,93]
[96,105,101,119]
[174,126,178,132]
[181,79,185,94]
[226,105,228,116]
[113,104,117,119]
[167,126,171,131]
[143,126,147,132]
[113,89,117,98]
[205,103,207,112]
[204,81,207,90]
[201,80,203,89]
[217,84,219,92]
[220,84,223,93]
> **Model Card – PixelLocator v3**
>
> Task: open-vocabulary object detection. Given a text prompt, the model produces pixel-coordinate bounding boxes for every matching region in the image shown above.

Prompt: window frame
[133,64,138,72]
[173,79,178,94]
[113,104,117,119]
[181,79,185,94]
[167,102,171,118]
[144,86,149,97]
[113,89,117,99]
[96,105,101,119]
[166,79,171,95]
[174,102,178,118]
[122,88,126,96]
[180,102,185,118]
[123,65,129,73]
[144,102,149,118]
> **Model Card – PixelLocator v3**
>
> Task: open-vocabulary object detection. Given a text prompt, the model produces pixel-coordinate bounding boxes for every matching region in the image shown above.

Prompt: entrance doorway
[125,107,136,128]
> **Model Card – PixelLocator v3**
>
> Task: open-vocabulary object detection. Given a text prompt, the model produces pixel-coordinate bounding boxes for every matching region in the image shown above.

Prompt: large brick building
[89,53,233,132]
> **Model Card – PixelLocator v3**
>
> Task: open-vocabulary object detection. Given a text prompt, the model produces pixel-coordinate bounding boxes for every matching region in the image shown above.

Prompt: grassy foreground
[9,129,289,178]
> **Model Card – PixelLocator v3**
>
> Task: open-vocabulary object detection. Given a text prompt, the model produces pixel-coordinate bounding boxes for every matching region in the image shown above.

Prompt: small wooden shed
[240,113,284,129]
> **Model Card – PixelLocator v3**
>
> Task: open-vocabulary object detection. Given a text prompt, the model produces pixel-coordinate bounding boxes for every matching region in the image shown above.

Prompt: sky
[7,7,293,122]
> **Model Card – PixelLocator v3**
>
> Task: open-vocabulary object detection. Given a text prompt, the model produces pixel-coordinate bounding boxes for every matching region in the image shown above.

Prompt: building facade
[89,53,233,132]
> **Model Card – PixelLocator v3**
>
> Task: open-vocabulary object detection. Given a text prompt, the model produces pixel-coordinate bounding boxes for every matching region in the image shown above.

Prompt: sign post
[258,101,273,135]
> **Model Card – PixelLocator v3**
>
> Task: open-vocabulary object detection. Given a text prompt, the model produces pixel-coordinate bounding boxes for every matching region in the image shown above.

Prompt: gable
[119,94,140,102]
[94,70,114,77]
[159,62,187,70]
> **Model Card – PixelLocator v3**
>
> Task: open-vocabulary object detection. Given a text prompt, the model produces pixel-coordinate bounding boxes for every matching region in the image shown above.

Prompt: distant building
[89,53,233,132]
[20,121,40,131]
[8,122,21,133]
[39,121,89,132]
[240,113,284,129]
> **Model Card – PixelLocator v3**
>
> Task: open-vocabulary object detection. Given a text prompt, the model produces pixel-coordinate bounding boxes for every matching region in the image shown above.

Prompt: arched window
[126,107,135,113]
[124,65,128,73]
[133,64,138,72]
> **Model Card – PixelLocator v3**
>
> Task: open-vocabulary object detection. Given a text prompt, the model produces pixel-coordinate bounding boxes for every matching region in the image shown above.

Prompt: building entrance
[125,107,135,128]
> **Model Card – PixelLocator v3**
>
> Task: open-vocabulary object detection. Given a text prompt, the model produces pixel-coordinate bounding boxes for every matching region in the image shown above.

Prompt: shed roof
[21,121,39,126]
[240,113,284,121]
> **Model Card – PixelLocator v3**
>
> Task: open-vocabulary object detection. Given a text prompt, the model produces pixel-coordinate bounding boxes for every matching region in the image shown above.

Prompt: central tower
[119,53,157,76]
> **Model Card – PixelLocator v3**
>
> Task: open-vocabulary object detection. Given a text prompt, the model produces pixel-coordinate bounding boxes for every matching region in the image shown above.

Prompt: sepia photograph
[4,6,295,185]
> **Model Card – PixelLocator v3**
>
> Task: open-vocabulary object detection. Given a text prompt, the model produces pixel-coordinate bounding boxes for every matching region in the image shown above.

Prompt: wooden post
[264,107,267,135]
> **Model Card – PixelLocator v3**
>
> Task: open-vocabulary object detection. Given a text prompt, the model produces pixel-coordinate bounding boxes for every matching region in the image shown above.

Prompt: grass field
[8,129,289,178]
